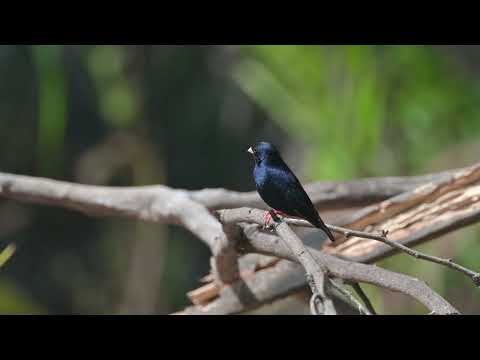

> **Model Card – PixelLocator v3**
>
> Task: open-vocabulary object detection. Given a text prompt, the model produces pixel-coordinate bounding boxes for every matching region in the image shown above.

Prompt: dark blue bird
[248,141,335,242]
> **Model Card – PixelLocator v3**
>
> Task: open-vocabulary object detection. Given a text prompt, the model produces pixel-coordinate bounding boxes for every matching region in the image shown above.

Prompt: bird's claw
[264,225,275,232]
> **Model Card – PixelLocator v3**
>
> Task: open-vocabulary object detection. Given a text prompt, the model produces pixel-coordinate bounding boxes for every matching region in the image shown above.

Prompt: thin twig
[284,217,480,287]
[351,283,377,315]
[329,279,372,315]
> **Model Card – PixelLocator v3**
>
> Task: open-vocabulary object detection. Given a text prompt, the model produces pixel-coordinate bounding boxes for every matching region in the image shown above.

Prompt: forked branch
[2,163,480,315]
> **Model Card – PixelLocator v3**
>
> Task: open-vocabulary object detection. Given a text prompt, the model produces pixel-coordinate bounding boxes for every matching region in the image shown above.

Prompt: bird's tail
[314,217,336,242]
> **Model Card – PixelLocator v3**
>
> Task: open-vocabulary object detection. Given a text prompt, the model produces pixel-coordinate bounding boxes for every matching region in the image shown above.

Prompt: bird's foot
[263,210,289,231]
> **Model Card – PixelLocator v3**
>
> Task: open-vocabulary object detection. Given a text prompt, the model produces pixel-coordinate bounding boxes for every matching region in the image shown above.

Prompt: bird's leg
[263,211,274,231]
[263,209,289,231]
[271,209,289,218]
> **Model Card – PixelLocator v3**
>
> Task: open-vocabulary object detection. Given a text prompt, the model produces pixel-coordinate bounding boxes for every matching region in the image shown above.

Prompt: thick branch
[190,168,462,210]
[0,172,239,285]
[324,164,480,270]
[0,173,216,246]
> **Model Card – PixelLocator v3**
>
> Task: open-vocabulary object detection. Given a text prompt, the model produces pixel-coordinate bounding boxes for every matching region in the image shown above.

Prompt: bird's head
[247,142,280,164]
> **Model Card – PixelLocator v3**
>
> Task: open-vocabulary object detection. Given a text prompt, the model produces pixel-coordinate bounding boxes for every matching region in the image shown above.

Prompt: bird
[247,141,335,242]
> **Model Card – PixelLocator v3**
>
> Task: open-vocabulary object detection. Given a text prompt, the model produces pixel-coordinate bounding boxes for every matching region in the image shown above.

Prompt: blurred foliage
[1,45,480,314]
[87,46,140,129]
[0,277,45,314]
[235,45,480,179]
[32,45,68,177]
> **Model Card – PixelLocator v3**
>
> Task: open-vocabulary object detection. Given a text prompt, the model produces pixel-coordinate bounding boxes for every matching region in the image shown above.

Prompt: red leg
[263,209,290,229]
[271,209,289,218]
[263,211,273,228]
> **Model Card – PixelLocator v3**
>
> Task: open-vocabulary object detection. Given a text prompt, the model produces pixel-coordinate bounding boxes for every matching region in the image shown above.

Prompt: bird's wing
[271,168,317,219]
[284,180,319,221]
[263,161,318,222]
[262,161,336,242]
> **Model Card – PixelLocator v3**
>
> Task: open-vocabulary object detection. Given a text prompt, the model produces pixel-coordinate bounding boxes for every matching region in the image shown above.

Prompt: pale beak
[247,147,254,155]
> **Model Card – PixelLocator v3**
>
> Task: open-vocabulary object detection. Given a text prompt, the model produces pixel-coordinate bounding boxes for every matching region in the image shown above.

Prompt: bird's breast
[253,165,268,186]
[254,165,289,196]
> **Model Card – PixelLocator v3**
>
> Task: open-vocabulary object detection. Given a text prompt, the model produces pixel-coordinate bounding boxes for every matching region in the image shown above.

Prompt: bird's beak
[247,147,254,155]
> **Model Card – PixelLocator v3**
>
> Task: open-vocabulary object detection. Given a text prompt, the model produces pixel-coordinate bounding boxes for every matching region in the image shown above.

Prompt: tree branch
[351,283,376,315]
[268,213,336,315]
[189,167,465,210]
[329,280,372,315]
[0,172,239,285]
[1,163,479,315]
[216,208,459,315]
[185,164,480,313]
[180,219,458,315]
[283,218,480,287]
[186,166,480,314]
